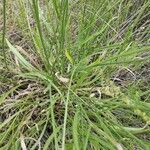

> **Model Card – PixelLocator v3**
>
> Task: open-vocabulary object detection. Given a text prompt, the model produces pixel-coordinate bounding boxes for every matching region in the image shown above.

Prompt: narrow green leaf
[73,110,80,150]
[6,39,34,70]
[65,49,74,64]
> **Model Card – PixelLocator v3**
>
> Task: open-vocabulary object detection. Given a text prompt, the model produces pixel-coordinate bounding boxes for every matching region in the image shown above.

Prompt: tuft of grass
[0,0,150,149]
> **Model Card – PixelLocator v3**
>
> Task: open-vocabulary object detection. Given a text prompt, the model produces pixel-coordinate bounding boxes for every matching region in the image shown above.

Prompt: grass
[0,0,150,149]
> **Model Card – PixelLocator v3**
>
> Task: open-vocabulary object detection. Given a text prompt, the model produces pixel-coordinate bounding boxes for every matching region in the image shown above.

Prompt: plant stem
[2,0,8,69]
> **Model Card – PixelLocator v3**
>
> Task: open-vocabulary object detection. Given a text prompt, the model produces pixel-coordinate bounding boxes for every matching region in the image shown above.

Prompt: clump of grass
[0,0,150,149]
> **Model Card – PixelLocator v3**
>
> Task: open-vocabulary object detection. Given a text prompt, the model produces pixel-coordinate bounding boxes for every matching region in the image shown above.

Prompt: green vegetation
[0,0,150,149]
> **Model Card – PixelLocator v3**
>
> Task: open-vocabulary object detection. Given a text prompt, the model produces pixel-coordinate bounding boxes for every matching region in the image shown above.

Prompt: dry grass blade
[20,134,27,150]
